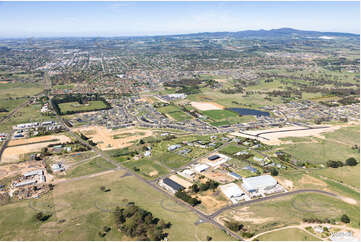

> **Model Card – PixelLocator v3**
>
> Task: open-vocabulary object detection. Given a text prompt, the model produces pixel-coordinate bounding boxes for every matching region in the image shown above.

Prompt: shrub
[345,157,358,166]
[341,214,350,223]
[270,168,279,176]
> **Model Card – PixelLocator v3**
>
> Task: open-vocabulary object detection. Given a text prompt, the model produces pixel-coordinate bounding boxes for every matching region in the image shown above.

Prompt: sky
[0,1,359,38]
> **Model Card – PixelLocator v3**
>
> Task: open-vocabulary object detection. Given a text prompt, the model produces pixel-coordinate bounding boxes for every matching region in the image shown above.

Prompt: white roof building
[242,175,277,192]
[219,183,245,204]
[193,164,210,173]
[24,170,43,178]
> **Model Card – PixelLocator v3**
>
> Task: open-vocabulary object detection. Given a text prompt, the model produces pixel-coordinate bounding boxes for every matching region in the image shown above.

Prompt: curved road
[210,189,337,218]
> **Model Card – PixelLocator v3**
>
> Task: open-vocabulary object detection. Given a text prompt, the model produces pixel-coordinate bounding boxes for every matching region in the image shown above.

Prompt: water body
[227,108,270,117]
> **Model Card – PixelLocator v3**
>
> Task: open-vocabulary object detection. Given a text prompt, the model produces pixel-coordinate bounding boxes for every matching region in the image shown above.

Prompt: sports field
[58,101,107,114]
[157,104,191,122]
[201,110,255,127]
[0,170,233,241]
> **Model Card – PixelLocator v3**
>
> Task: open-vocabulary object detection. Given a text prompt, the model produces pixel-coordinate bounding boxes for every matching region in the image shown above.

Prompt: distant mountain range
[167,28,359,39]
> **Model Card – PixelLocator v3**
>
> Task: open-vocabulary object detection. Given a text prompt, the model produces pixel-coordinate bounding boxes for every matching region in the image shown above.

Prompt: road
[0,130,14,162]
[49,97,244,240]
[209,189,337,218]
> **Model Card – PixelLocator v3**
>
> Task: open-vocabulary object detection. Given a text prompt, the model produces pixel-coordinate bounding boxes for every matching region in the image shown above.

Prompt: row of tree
[326,157,358,168]
[175,190,201,206]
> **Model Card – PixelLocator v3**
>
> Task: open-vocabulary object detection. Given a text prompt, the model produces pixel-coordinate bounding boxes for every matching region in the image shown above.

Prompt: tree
[100,186,106,191]
[206,236,212,241]
[346,157,358,166]
[224,220,243,232]
[341,214,350,223]
[191,184,199,193]
[270,168,279,176]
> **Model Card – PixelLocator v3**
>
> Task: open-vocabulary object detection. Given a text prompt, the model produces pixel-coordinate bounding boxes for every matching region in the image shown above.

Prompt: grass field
[0,103,55,132]
[157,104,191,122]
[0,170,233,241]
[65,157,116,178]
[58,101,107,114]
[217,192,359,235]
[312,164,360,188]
[201,110,255,126]
[0,82,43,99]
[219,144,245,155]
[279,139,359,164]
[256,228,321,241]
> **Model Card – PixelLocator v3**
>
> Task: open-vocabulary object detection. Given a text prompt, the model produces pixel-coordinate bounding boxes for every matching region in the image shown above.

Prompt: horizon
[0,1,360,38]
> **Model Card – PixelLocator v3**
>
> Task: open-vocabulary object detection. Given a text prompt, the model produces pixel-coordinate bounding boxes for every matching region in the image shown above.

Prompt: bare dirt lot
[2,135,71,163]
[0,160,44,180]
[73,126,153,150]
[231,124,346,145]
[190,101,224,111]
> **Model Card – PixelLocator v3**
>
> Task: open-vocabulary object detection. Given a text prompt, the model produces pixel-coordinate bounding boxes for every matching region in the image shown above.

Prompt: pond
[227,108,270,116]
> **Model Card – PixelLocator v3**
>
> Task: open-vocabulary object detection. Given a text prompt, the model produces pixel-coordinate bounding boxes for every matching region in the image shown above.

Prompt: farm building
[193,164,210,173]
[242,175,277,192]
[14,180,37,188]
[159,178,184,194]
[219,183,245,204]
[24,170,43,178]
[208,155,220,161]
[205,153,230,167]
[228,172,242,180]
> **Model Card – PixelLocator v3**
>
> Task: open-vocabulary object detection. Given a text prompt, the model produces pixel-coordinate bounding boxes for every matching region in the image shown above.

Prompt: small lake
[227,108,270,117]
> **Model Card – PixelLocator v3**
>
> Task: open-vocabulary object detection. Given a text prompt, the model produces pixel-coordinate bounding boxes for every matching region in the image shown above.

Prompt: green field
[312,164,360,188]
[0,103,55,132]
[218,192,360,235]
[157,104,191,122]
[219,144,245,155]
[58,101,107,114]
[201,110,255,126]
[0,170,233,241]
[65,157,116,178]
[256,228,321,241]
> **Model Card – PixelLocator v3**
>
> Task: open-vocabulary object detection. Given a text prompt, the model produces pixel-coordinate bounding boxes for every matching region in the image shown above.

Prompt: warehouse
[159,178,185,194]
[219,183,246,204]
[193,163,210,173]
[242,175,277,193]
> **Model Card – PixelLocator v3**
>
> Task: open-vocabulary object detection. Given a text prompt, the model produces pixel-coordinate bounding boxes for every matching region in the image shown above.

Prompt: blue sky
[0,1,359,37]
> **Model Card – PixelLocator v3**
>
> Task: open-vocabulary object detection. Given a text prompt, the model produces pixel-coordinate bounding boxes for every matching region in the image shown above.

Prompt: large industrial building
[219,183,246,204]
[242,175,277,193]
[159,178,185,194]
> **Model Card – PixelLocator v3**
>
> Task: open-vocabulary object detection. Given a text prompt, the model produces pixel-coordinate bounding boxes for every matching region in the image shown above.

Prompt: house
[144,150,151,157]
[168,144,181,151]
[51,163,65,172]
[159,178,184,194]
[219,183,245,204]
[243,166,257,173]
